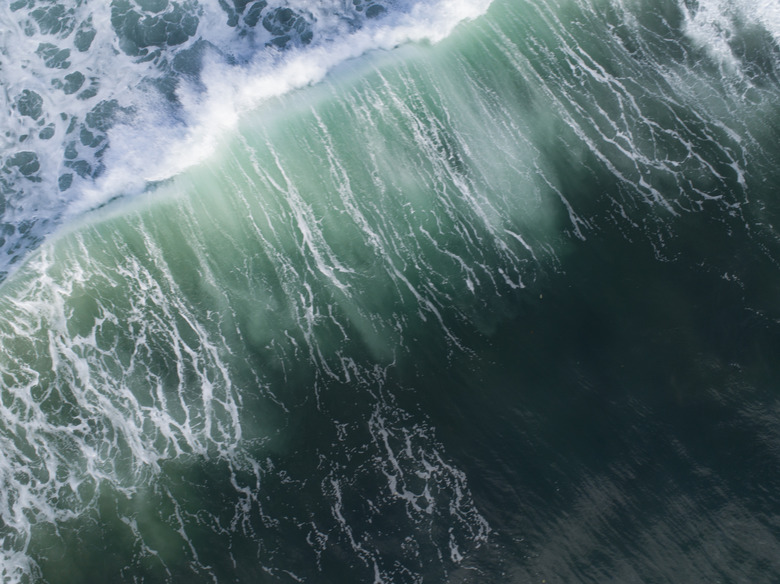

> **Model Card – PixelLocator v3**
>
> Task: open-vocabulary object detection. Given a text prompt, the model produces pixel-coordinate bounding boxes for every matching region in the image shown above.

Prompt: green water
[2,0,780,581]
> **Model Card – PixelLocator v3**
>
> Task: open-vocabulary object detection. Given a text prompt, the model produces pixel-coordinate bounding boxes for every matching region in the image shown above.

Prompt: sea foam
[0,0,491,281]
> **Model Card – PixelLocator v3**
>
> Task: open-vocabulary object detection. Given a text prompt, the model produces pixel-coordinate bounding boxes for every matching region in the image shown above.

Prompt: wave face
[0,0,487,280]
[1,0,780,582]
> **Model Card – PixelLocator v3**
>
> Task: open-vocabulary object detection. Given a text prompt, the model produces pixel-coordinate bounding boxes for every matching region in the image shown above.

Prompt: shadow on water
[407,152,780,581]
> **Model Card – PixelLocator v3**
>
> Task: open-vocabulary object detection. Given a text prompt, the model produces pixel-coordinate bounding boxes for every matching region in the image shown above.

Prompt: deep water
[1,0,780,582]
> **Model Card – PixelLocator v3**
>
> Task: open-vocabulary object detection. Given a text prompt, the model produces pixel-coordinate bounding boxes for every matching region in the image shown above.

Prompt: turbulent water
[1,0,780,581]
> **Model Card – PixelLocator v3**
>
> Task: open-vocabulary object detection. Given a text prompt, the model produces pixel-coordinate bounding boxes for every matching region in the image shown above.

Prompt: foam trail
[1,3,500,581]
[1,0,779,581]
[0,0,492,279]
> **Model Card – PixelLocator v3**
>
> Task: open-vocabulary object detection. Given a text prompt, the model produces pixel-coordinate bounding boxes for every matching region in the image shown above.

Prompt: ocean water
[1,0,779,582]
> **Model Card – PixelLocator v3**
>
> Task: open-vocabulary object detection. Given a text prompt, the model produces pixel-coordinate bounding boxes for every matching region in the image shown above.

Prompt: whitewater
[0,0,490,278]
[1,0,780,582]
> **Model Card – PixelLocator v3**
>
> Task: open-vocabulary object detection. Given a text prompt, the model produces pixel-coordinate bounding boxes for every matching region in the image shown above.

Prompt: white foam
[748,0,780,43]
[0,0,493,280]
[681,0,780,72]
[71,0,493,215]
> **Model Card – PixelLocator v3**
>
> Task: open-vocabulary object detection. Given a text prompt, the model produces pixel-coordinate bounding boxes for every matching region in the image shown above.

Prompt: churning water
[1,0,779,581]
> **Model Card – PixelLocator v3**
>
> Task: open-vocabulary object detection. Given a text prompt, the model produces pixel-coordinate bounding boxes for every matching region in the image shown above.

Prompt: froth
[86,0,494,205]
[0,0,493,278]
[681,0,780,73]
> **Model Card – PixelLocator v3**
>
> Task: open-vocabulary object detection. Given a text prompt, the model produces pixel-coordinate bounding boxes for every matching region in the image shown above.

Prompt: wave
[0,0,490,282]
[1,0,779,581]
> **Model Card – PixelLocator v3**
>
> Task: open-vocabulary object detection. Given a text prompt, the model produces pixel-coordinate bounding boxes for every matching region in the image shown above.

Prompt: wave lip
[0,0,492,283]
